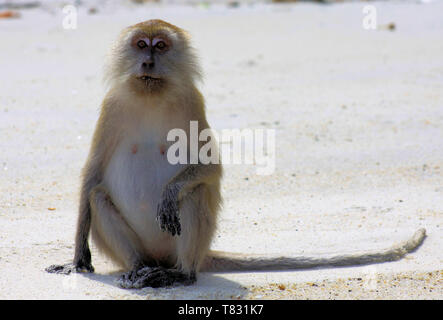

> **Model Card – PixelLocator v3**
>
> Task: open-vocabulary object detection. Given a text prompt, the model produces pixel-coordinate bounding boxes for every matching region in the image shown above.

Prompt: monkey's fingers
[165,211,179,235]
[166,213,181,236]
[156,200,181,236]
[156,204,169,231]
[173,215,181,235]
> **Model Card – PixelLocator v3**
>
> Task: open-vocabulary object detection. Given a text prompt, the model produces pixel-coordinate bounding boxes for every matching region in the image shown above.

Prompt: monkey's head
[105,19,202,95]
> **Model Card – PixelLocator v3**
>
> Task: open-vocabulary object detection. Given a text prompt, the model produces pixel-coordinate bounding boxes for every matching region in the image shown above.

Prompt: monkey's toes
[116,267,153,288]
[117,267,196,289]
[77,263,95,273]
[45,263,94,275]
[133,267,191,288]
[133,268,175,288]
[46,263,77,275]
[117,270,139,288]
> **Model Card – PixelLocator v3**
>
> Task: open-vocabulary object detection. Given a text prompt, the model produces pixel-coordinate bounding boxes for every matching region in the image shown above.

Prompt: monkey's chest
[104,137,183,223]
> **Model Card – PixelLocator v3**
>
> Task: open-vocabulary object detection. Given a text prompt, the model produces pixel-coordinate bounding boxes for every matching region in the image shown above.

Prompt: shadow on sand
[79,270,248,299]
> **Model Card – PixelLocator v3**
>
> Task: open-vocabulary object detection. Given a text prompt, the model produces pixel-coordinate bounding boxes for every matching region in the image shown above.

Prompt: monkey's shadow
[81,271,249,298]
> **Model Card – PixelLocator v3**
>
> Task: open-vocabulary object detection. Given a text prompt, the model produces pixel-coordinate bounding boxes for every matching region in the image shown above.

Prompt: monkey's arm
[45,158,102,274]
[73,161,103,271]
[45,152,105,274]
[157,163,221,236]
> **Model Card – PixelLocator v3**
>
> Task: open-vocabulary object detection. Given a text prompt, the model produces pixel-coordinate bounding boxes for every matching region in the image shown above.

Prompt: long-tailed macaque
[46,20,426,288]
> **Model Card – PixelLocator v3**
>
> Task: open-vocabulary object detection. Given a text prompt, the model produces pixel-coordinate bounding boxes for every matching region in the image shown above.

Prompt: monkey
[46,19,427,289]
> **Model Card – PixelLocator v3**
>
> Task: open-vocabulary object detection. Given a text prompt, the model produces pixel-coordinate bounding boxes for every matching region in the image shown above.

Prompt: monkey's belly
[103,140,183,258]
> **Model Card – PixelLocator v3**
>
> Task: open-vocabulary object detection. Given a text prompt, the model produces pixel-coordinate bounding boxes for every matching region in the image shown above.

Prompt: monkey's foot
[157,185,181,236]
[117,266,195,289]
[45,263,94,275]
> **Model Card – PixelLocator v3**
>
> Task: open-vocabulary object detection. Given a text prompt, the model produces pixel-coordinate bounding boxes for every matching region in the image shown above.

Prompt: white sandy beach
[0,0,442,299]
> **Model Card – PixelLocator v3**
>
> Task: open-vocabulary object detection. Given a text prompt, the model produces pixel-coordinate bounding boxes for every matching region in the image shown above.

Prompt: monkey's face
[107,20,201,95]
[128,32,172,93]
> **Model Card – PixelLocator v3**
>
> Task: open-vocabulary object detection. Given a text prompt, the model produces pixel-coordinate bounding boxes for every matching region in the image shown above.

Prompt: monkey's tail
[202,228,426,272]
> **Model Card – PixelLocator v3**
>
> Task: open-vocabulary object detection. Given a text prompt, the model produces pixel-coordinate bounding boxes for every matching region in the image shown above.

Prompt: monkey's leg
[88,186,153,275]
[127,185,215,288]
[175,184,216,275]
[88,186,168,288]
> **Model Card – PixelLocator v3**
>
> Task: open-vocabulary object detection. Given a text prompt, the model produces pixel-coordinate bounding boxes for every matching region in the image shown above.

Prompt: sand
[0,0,442,299]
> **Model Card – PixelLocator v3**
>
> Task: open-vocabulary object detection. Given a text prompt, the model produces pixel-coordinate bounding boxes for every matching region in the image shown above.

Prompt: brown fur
[46,20,426,287]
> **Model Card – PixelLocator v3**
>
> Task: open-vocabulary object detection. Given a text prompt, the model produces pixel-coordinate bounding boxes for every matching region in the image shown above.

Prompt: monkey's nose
[142,60,155,69]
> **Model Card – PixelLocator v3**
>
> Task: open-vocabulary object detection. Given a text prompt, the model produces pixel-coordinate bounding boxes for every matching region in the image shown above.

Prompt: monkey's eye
[137,40,147,49]
[155,41,166,50]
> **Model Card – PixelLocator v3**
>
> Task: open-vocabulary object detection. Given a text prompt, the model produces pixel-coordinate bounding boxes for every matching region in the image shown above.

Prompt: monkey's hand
[156,184,181,236]
[45,261,94,275]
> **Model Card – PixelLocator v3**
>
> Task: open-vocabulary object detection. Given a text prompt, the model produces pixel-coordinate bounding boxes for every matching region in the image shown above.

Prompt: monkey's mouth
[135,74,165,92]
[139,75,162,82]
